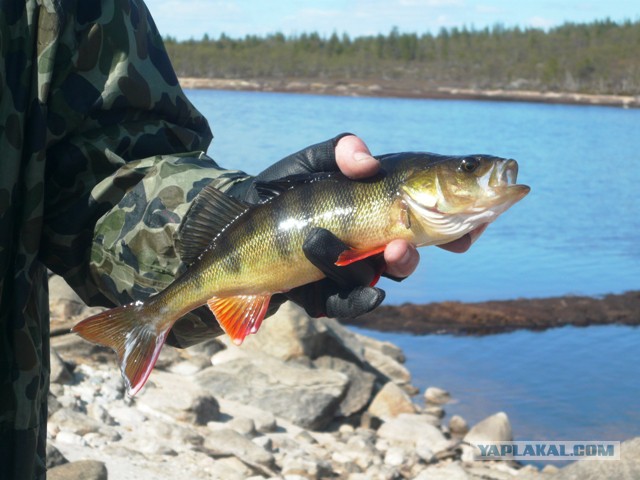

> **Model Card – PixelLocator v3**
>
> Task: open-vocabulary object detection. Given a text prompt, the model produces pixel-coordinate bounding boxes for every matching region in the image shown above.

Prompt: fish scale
[72,152,529,395]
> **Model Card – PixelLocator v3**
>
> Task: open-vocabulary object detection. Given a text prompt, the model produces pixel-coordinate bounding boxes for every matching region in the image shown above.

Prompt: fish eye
[460,158,480,173]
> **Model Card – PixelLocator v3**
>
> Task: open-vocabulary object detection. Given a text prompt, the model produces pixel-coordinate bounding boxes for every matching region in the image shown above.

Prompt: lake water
[185,89,640,454]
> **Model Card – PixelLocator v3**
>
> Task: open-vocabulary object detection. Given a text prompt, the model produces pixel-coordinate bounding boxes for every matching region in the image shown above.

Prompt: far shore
[179,76,639,109]
[342,290,640,336]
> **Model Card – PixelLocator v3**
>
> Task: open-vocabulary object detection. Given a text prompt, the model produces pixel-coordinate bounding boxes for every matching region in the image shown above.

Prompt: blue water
[187,89,640,304]
[185,89,640,453]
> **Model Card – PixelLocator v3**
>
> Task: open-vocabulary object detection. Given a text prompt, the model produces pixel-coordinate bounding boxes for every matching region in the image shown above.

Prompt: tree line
[164,19,640,95]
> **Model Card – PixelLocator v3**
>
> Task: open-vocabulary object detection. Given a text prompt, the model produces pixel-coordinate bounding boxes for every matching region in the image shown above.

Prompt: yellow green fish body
[73,152,529,394]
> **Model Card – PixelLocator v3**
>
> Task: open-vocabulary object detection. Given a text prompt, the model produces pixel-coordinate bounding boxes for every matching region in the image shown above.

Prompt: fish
[72,152,530,395]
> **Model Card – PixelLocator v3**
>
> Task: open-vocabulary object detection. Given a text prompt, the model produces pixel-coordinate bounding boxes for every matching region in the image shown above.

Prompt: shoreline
[179,77,640,109]
[342,290,640,336]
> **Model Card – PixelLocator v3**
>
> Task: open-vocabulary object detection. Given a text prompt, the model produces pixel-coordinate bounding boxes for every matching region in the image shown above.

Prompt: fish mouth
[490,159,530,203]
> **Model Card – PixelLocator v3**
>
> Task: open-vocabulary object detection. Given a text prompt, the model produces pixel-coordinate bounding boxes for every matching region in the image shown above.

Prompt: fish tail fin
[71,302,169,396]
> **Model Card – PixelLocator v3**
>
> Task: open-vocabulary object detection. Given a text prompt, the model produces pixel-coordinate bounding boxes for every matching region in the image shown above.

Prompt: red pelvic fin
[335,245,387,267]
[207,294,271,345]
[71,303,169,396]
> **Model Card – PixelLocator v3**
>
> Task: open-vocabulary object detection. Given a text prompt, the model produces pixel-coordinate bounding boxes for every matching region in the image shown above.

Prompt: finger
[437,234,472,253]
[335,135,380,179]
[384,239,419,278]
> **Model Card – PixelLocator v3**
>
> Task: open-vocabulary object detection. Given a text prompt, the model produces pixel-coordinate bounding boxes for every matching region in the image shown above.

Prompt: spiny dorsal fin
[255,172,337,202]
[177,183,250,265]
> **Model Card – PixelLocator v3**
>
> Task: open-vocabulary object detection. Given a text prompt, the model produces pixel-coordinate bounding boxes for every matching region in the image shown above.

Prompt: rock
[367,382,416,419]
[416,438,435,463]
[48,275,86,321]
[360,411,383,430]
[463,412,513,444]
[352,332,406,363]
[281,452,332,479]
[50,348,74,385]
[362,346,412,388]
[46,443,68,469]
[238,303,366,365]
[377,414,448,453]
[424,386,451,405]
[136,370,220,425]
[384,446,407,466]
[542,464,560,474]
[216,398,277,433]
[203,428,274,468]
[313,356,376,416]
[196,355,349,430]
[424,405,445,418]
[553,436,640,480]
[49,409,103,437]
[449,415,469,435]
[48,460,107,480]
[227,417,257,437]
[414,461,469,480]
[207,456,255,480]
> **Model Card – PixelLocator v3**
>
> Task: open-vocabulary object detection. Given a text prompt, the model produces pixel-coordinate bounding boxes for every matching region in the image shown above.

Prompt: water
[356,325,640,447]
[186,89,640,303]
[185,89,640,451]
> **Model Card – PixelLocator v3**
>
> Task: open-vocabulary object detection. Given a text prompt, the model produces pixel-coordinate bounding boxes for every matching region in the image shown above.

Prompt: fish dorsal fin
[207,294,272,345]
[177,183,250,265]
[255,172,337,201]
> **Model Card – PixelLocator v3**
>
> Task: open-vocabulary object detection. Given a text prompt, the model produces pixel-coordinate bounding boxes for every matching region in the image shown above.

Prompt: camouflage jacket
[0,1,246,478]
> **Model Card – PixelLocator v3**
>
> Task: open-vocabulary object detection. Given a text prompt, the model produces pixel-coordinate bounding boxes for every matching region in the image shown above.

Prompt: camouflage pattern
[0,1,244,478]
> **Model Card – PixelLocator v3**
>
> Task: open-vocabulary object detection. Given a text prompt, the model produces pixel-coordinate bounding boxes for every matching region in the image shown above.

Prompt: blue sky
[144,0,639,40]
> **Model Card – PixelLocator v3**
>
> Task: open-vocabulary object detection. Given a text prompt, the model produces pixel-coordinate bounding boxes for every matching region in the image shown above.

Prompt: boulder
[367,382,416,419]
[135,370,220,425]
[362,346,412,388]
[196,354,349,430]
[463,412,513,444]
[48,460,107,480]
[424,386,451,405]
[238,303,366,364]
[45,443,68,469]
[449,415,470,435]
[414,461,470,480]
[203,428,274,469]
[352,332,406,363]
[50,348,74,385]
[313,356,376,416]
[554,436,640,480]
[377,414,448,453]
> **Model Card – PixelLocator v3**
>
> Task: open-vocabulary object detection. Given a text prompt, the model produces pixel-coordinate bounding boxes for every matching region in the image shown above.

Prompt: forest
[164,19,640,96]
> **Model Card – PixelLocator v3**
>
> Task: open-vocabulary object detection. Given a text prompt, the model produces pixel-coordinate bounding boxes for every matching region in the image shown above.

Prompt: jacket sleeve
[38,0,248,327]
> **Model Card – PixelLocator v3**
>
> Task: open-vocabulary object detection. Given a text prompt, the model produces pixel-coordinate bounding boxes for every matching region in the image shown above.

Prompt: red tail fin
[72,303,168,396]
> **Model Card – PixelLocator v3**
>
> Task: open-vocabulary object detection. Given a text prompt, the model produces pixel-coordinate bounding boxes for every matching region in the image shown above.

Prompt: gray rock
[414,461,469,480]
[239,303,366,365]
[48,460,107,480]
[367,382,416,419]
[281,452,333,479]
[50,348,74,385]
[207,456,256,480]
[377,414,448,453]
[49,409,103,436]
[227,417,256,437]
[362,346,412,388]
[313,356,376,416]
[449,414,469,435]
[48,275,86,320]
[464,412,513,444]
[136,370,220,425]
[216,398,277,433]
[204,428,274,468]
[553,437,640,480]
[352,333,406,363]
[424,386,451,405]
[45,443,68,469]
[424,405,445,418]
[196,355,349,430]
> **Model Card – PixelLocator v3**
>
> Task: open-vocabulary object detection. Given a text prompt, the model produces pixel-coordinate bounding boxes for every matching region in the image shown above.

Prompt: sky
[144,0,639,40]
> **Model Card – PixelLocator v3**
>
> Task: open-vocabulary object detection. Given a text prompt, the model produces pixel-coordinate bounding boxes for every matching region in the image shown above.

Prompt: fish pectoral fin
[335,245,387,267]
[207,294,272,345]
